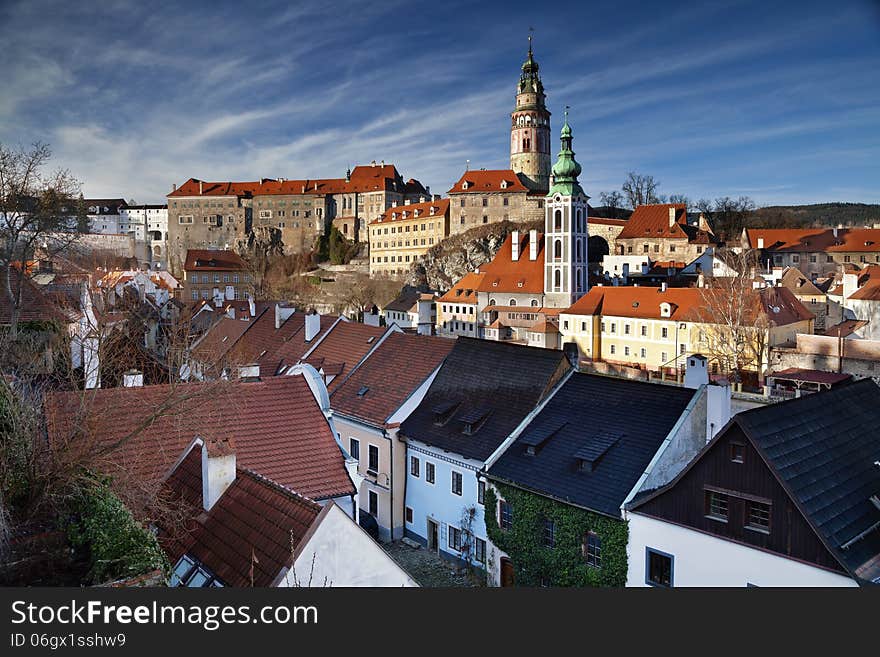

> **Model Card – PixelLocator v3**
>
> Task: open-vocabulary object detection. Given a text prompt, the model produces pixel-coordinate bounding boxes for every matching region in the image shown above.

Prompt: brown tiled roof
[529,318,559,333]
[849,282,880,301]
[330,332,454,426]
[476,231,545,294]
[780,267,826,297]
[191,316,253,365]
[0,267,68,325]
[770,368,852,386]
[823,319,869,337]
[184,250,247,271]
[303,322,386,390]
[447,169,530,194]
[160,446,321,587]
[44,376,354,501]
[438,272,484,303]
[268,314,339,374]
[745,228,880,253]
[372,198,450,225]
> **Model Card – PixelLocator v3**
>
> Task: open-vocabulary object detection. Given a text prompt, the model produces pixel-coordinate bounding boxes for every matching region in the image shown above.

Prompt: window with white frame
[451,470,462,496]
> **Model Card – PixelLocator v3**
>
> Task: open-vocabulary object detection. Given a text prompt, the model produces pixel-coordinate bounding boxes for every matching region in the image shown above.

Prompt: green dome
[548,115,584,197]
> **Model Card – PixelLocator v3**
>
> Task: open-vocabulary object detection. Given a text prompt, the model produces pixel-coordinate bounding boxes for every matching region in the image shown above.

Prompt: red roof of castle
[447,169,530,194]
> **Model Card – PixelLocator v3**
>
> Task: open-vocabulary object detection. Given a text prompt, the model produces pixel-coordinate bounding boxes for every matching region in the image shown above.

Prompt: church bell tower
[510,36,551,193]
[544,110,589,308]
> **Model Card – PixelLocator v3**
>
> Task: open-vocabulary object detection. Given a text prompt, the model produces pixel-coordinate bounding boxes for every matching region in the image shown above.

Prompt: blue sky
[2,0,878,206]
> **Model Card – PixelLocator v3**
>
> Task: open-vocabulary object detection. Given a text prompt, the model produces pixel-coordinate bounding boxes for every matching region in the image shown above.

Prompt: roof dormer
[462,181,470,190]
[659,301,677,318]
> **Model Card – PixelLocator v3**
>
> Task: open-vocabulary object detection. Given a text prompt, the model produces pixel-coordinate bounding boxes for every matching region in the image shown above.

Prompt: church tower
[544,111,589,308]
[510,36,551,193]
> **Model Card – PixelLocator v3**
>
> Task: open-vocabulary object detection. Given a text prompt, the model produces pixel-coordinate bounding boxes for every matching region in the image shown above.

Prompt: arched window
[509,299,517,306]
[576,269,583,291]
[554,239,562,260]
[530,299,539,307]
[554,209,562,231]
[576,208,583,232]
[576,239,582,262]
[490,298,496,306]
[554,269,562,291]
[153,245,162,256]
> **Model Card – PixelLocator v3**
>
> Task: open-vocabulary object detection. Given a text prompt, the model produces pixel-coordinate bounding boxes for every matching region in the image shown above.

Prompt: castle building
[446,40,554,236]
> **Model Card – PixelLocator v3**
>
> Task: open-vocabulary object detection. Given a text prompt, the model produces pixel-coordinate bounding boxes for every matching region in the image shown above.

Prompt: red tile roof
[588,217,629,227]
[0,268,68,325]
[330,332,454,426]
[160,446,322,587]
[823,319,868,337]
[44,376,354,502]
[476,231,545,294]
[168,164,409,199]
[564,284,813,325]
[745,228,880,253]
[303,322,387,390]
[447,169,530,194]
[438,271,484,303]
[617,204,717,245]
[371,198,450,225]
[184,250,247,271]
[849,282,880,301]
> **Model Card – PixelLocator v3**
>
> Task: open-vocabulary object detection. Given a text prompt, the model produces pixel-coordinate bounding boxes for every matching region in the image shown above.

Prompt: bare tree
[621,171,661,208]
[694,250,770,385]
[0,142,85,338]
[712,196,756,239]
[694,198,714,216]
[668,194,691,208]
[598,191,625,218]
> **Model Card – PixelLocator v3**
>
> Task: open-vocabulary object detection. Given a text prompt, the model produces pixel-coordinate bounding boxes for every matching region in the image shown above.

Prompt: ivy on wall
[484,483,628,587]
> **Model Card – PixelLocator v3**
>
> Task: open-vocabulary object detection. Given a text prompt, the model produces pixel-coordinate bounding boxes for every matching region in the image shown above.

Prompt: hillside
[747,203,880,229]
[406,219,543,291]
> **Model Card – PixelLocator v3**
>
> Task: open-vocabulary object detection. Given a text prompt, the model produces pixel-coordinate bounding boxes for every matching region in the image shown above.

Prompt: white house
[625,379,880,587]
[398,338,570,566]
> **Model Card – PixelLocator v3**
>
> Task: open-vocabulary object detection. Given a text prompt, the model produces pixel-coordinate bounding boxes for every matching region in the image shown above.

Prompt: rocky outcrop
[406,219,543,291]
[234,226,285,260]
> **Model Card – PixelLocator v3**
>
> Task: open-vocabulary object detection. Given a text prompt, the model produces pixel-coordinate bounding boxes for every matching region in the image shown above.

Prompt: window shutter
[441,522,448,547]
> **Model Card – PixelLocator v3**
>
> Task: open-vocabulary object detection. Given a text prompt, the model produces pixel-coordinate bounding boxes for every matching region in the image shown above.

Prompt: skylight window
[357,386,369,397]
[169,555,222,587]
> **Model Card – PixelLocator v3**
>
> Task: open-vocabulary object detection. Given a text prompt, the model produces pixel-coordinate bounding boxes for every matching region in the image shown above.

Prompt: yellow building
[559,285,814,379]
[436,271,484,338]
[368,199,450,278]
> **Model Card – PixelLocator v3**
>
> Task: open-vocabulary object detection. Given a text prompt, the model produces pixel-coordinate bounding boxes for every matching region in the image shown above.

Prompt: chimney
[123,369,143,387]
[706,382,732,442]
[199,181,203,195]
[683,354,708,389]
[305,309,321,342]
[201,437,236,512]
[698,213,710,232]
[238,363,261,381]
[529,229,538,261]
[275,303,295,329]
[661,282,668,292]
[668,207,676,228]
[247,295,256,318]
[757,237,764,249]
[172,183,177,192]
[843,272,859,300]
[511,230,520,261]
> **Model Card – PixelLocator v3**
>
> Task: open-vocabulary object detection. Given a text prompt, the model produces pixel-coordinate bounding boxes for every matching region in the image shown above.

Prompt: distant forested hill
[746,203,880,229]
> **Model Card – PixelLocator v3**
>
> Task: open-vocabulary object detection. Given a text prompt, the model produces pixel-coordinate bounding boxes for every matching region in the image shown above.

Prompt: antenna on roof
[466,159,470,171]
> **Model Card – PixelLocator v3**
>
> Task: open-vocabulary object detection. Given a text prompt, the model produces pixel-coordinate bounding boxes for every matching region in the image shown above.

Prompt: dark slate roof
[487,373,698,517]
[399,338,568,462]
[733,379,880,583]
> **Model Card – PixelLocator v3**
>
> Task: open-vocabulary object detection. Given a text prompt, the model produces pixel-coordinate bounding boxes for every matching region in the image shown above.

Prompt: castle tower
[510,36,551,193]
[544,111,589,308]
